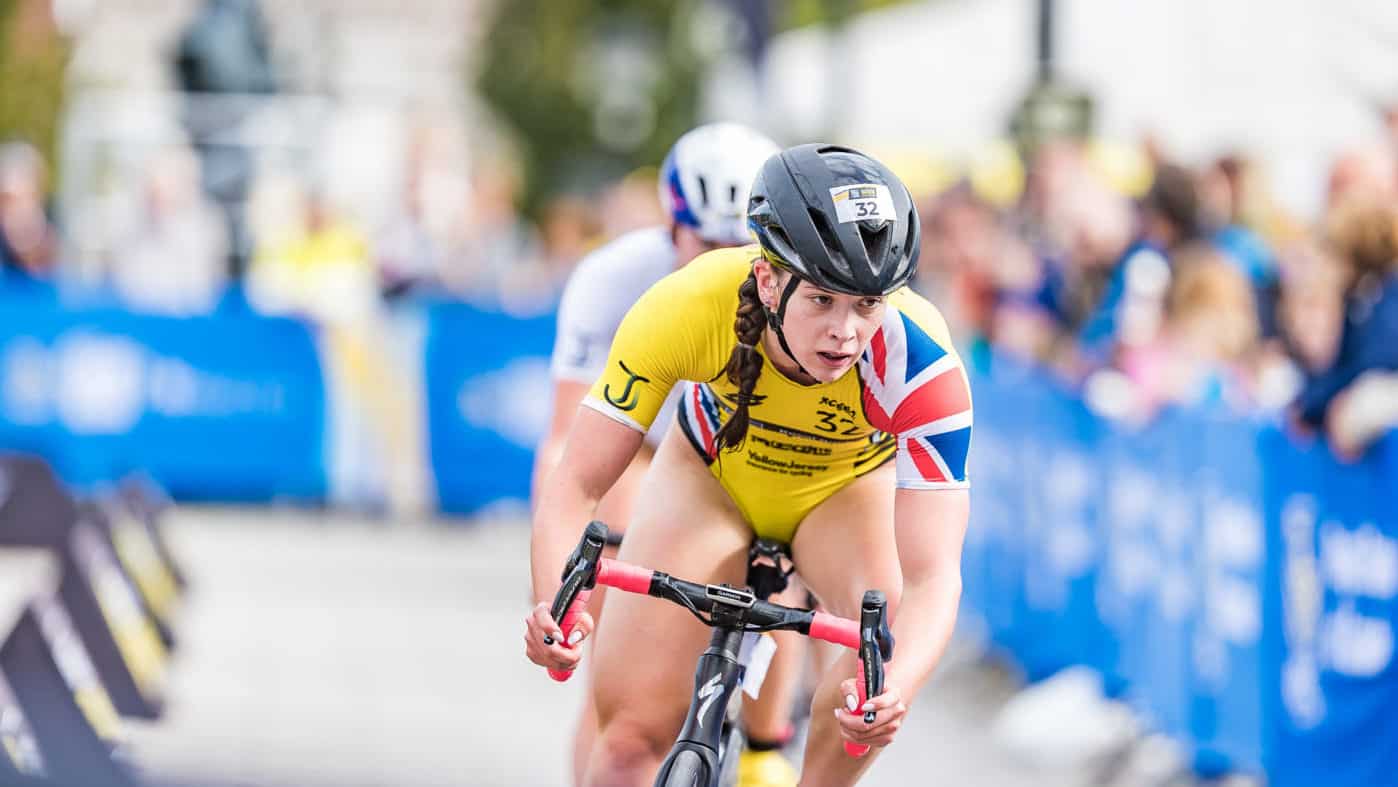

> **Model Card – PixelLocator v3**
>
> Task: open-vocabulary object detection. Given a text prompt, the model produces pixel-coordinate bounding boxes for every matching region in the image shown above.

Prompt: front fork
[653,626,746,785]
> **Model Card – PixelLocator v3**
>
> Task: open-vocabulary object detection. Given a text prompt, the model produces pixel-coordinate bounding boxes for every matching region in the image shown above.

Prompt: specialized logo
[603,361,650,411]
[695,673,724,729]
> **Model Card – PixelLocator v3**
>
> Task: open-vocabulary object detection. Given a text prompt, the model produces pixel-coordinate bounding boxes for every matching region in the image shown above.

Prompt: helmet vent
[858,222,891,270]
[807,208,848,271]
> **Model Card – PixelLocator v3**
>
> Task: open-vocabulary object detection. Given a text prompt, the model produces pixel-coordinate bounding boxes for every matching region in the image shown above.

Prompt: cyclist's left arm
[834,488,968,748]
[844,292,972,737]
[886,487,970,697]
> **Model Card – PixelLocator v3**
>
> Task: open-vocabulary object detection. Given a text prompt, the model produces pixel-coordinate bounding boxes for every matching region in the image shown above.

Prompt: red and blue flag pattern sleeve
[860,305,973,490]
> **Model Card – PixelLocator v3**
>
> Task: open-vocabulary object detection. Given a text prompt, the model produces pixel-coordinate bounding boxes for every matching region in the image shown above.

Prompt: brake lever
[845,589,888,758]
[544,523,609,682]
[550,521,609,623]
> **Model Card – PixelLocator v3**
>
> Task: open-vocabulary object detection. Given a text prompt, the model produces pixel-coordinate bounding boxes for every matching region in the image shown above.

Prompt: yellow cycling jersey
[584,246,972,543]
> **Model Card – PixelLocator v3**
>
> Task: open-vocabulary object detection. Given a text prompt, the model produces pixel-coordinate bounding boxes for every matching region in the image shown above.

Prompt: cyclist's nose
[828,310,860,344]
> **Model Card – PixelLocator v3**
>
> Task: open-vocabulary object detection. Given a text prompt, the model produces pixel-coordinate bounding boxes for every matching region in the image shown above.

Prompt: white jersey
[551,227,684,445]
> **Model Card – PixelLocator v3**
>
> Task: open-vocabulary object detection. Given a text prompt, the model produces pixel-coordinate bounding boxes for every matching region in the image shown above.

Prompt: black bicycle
[545,521,893,787]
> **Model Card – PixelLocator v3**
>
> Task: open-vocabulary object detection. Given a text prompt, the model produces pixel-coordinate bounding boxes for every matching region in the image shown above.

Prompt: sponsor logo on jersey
[750,434,833,456]
[819,396,857,419]
[723,391,767,408]
[603,360,650,411]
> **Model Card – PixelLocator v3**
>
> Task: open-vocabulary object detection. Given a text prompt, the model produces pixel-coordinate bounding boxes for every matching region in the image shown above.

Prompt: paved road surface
[126,508,1091,787]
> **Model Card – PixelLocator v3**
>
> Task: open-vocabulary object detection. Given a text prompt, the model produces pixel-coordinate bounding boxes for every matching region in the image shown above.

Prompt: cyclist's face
[757,263,886,383]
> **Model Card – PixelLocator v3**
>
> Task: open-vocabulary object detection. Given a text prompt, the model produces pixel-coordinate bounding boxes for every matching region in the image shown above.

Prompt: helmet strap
[763,273,812,380]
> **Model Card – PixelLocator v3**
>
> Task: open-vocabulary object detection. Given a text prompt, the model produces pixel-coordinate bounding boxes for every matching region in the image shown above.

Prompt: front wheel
[657,750,709,787]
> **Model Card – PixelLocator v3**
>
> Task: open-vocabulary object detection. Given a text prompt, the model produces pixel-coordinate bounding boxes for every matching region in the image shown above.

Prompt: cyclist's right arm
[527,262,716,670]
[530,407,644,606]
[526,406,643,672]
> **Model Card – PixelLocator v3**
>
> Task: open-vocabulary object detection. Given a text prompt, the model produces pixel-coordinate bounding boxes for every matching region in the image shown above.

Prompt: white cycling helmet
[659,122,780,245]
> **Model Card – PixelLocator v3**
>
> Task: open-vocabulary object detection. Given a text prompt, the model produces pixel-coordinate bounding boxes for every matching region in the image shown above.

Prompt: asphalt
[125,507,1092,787]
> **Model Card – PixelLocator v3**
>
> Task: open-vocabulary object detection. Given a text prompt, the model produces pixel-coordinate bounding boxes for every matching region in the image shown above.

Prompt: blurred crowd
[0,129,667,320]
[2,41,1395,458]
[911,118,1398,460]
[6,116,1398,455]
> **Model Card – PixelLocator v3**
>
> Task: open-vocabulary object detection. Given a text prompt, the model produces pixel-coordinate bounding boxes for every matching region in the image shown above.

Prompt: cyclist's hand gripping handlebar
[545,521,608,682]
[845,590,894,758]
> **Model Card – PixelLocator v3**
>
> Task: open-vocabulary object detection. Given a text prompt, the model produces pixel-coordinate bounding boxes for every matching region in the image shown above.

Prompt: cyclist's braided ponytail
[712,269,765,453]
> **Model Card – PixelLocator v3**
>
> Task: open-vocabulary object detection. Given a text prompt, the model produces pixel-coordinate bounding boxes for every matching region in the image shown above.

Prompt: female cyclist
[526,144,972,785]
[534,123,808,786]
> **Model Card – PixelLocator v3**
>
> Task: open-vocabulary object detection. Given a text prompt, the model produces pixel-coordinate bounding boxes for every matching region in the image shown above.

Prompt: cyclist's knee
[590,717,670,780]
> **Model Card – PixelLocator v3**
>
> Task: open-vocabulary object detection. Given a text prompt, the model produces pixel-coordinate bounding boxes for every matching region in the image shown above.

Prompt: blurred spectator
[0,141,58,284]
[1077,162,1202,367]
[1325,144,1397,212]
[108,148,229,316]
[494,194,595,315]
[917,185,1003,343]
[1293,199,1398,454]
[1117,244,1261,417]
[1274,235,1347,376]
[246,187,376,323]
[376,169,444,300]
[375,120,474,300]
[174,0,278,278]
[1200,154,1281,333]
[440,161,542,303]
[596,167,663,240]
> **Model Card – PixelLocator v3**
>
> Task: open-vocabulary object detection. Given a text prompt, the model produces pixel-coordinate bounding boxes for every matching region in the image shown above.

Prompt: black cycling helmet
[747,143,920,296]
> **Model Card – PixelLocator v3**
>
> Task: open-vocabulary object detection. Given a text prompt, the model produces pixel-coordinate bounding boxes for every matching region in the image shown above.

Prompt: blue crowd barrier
[965,357,1398,783]
[422,300,555,515]
[0,287,326,501]
[4,285,1394,783]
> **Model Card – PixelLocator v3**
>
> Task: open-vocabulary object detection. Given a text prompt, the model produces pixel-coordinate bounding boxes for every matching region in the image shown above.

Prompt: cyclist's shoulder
[559,227,675,323]
[862,287,972,433]
[666,244,757,290]
[634,244,755,315]
[884,286,958,357]
[567,227,675,291]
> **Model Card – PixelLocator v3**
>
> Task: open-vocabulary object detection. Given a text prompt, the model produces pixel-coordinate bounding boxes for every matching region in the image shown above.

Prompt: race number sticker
[829,183,895,224]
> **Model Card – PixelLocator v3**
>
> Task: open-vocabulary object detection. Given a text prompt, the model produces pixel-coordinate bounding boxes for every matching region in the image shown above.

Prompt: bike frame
[545,521,894,787]
[651,621,748,784]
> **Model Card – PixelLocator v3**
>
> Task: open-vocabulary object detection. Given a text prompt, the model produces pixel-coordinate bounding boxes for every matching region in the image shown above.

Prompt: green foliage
[477,0,703,218]
[0,0,70,183]
[475,0,921,216]
[782,0,918,30]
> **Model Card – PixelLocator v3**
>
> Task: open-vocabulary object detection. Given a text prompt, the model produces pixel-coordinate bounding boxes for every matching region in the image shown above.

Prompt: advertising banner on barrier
[423,301,554,515]
[967,356,1398,781]
[0,292,326,501]
[1264,432,1398,787]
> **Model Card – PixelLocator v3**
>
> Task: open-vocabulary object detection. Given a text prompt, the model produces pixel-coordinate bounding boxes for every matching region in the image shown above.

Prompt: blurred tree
[0,0,70,184]
[782,0,917,29]
[476,0,921,216]
[478,0,705,218]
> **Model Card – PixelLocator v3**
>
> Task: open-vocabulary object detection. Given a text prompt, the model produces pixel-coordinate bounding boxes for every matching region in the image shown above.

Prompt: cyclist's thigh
[789,460,900,620]
[590,423,752,735]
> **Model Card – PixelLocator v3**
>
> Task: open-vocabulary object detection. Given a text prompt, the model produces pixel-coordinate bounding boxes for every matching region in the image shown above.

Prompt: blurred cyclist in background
[532,123,809,787]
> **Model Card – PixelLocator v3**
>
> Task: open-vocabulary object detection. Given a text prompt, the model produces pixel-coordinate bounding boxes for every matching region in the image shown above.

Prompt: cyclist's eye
[811,295,832,306]
[858,298,883,310]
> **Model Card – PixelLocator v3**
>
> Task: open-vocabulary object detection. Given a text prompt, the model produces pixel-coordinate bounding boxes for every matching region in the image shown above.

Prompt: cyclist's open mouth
[816,351,852,368]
